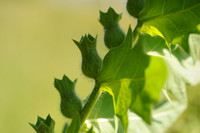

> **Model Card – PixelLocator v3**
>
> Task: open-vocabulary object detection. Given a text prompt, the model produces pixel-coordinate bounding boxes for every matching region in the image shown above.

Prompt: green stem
[133,20,142,43]
[80,81,101,126]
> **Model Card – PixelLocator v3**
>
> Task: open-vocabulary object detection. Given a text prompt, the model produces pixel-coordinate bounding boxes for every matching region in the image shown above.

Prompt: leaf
[82,93,116,133]
[133,0,200,53]
[130,56,167,123]
[189,34,200,62]
[30,114,55,133]
[84,34,200,133]
[129,33,200,132]
[141,34,200,86]
[98,27,147,130]
[87,92,115,119]
[54,75,82,118]
[97,27,167,131]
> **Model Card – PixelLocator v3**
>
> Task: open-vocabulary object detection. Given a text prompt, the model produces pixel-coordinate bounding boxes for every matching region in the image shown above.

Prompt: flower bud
[73,35,102,79]
[54,75,82,118]
[99,7,125,49]
[126,0,145,18]
[29,114,55,133]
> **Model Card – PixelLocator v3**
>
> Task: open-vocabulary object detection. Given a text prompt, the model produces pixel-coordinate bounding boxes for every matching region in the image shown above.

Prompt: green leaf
[30,114,55,133]
[82,93,117,133]
[99,7,125,49]
[73,34,102,79]
[84,34,200,133]
[130,56,167,123]
[54,75,82,118]
[133,0,200,53]
[98,27,145,131]
[141,34,200,86]
[87,92,114,119]
[97,27,167,131]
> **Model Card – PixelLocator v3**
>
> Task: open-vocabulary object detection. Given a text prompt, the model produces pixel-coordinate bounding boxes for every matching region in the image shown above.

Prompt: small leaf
[73,35,102,79]
[99,7,125,49]
[98,27,167,131]
[30,114,55,133]
[54,75,82,118]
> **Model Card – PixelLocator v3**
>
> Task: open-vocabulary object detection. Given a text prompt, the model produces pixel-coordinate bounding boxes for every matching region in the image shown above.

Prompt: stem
[80,81,101,126]
[133,20,142,43]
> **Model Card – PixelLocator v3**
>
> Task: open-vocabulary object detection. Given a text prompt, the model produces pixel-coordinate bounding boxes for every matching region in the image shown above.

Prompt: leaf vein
[142,3,200,23]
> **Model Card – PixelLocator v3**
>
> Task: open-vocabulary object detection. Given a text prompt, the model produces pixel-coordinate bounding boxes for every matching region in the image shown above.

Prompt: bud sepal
[54,75,82,118]
[29,114,55,133]
[99,7,125,49]
[73,35,102,79]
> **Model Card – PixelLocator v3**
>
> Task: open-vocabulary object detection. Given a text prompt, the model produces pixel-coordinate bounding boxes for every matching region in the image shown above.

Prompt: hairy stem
[80,81,101,126]
[133,20,142,43]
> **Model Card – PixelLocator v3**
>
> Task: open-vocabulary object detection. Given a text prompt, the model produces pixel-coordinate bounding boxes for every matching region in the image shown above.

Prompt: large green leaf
[142,34,200,86]
[132,0,200,53]
[83,34,200,133]
[87,92,115,120]
[96,28,167,131]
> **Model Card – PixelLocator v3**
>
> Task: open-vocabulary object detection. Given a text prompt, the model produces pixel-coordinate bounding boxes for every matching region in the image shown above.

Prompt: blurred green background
[0,0,199,133]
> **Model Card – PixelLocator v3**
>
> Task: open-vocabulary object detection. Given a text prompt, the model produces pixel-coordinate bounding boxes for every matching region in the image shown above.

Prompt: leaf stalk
[79,81,101,127]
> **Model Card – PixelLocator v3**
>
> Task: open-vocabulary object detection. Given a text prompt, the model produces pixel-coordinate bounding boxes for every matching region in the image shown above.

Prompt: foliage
[30,0,200,133]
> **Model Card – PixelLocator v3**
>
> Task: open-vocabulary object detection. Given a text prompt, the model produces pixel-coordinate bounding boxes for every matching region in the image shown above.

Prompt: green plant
[30,0,200,133]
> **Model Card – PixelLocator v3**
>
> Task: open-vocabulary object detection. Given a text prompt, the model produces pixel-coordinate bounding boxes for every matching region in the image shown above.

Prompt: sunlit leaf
[96,27,167,131]
[84,34,200,133]
[132,0,200,53]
